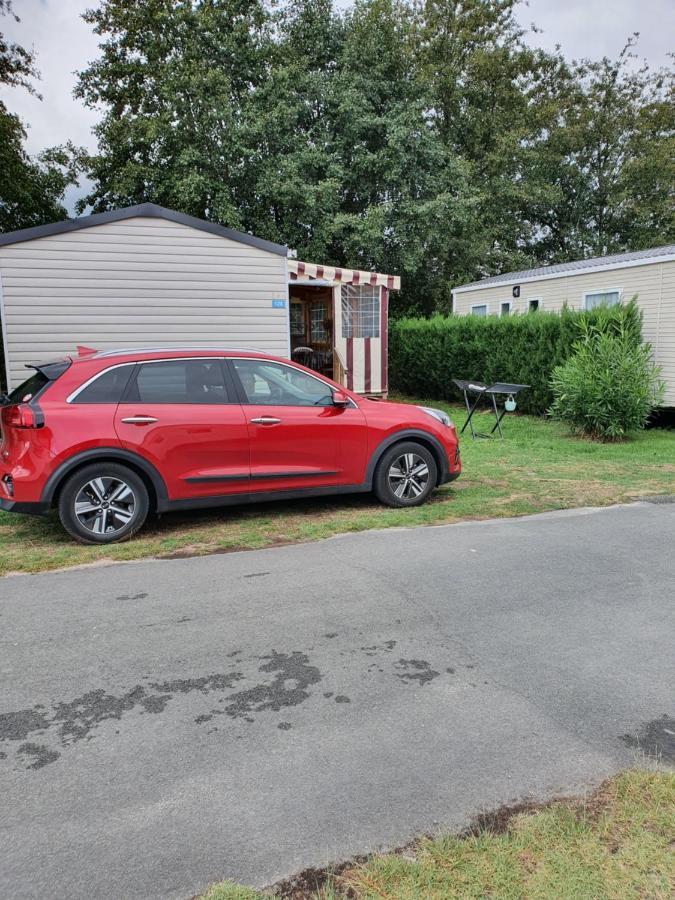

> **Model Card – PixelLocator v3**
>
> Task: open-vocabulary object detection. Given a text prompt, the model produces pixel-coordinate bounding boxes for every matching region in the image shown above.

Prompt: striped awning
[288,259,400,290]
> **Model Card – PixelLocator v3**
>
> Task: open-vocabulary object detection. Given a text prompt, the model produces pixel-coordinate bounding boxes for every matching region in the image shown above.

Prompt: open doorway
[288,284,334,379]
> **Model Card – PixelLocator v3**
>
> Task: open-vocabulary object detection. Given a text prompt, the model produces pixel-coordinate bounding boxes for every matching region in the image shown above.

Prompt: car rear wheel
[373,442,437,508]
[58,463,149,544]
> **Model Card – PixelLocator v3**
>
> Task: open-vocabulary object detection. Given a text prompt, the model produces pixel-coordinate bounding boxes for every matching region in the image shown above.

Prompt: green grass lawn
[202,770,675,900]
[1,398,673,576]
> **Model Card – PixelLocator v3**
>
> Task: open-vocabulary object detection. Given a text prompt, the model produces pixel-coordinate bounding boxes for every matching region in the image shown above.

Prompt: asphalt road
[1,501,674,899]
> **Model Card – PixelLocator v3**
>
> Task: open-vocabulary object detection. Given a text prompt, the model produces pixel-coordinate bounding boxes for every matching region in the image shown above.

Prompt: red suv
[1,348,460,543]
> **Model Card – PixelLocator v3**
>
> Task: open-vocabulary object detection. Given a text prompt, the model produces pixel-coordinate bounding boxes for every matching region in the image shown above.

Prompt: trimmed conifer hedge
[388,303,642,415]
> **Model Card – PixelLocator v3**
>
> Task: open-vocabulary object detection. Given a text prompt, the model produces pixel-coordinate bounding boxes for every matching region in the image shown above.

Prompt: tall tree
[237,0,345,256]
[529,40,675,260]
[75,0,271,224]
[74,0,675,311]
[414,0,576,281]
[329,0,475,314]
[0,0,80,233]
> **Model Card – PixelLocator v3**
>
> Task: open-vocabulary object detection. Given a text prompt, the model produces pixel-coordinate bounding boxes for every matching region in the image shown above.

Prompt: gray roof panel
[0,203,288,256]
[455,244,675,291]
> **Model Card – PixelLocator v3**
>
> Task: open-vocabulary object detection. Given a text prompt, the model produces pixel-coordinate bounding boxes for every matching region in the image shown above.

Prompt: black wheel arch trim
[365,429,450,487]
[41,448,169,511]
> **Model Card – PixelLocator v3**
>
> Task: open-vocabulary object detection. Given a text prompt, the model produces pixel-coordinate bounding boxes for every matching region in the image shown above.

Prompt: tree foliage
[0,1,82,233]
[70,1,675,314]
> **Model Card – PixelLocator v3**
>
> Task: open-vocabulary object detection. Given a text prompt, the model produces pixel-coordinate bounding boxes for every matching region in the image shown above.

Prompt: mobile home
[452,245,675,405]
[0,204,398,395]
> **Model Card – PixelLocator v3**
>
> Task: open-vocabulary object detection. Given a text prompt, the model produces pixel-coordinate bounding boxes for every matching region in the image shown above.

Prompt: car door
[229,357,368,492]
[114,358,250,500]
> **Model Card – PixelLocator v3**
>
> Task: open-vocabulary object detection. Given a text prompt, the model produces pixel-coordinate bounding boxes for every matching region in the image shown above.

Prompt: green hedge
[389,303,643,415]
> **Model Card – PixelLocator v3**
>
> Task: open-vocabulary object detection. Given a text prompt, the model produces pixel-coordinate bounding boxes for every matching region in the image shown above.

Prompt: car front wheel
[373,441,438,508]
[58,463,150,544]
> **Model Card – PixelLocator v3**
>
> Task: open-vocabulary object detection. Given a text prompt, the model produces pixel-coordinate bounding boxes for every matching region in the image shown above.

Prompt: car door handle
[120,416,158,425]
[249,416,281,425]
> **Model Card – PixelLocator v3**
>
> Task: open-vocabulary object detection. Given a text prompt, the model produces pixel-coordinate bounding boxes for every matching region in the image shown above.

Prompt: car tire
[373,441,438,508]
[58,462,150,544]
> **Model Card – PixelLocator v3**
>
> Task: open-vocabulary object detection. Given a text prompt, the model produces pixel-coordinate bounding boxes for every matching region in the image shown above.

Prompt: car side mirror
[332,390,350,407]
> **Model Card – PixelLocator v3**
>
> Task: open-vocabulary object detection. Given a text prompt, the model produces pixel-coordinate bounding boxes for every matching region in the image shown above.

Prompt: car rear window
[72,365,135,404]
[4,360,72,406]
[5,371,50,405]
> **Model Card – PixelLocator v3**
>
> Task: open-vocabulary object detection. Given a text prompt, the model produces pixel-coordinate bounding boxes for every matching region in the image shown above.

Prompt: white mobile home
[0,204,398,395]
[451,245,675,405]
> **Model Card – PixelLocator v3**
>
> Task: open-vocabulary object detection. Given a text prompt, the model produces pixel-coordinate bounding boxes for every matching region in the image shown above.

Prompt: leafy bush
[388,302,643,415]
[549,307,664,440]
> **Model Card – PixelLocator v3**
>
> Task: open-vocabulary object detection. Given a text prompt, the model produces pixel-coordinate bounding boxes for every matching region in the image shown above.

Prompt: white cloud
[0,0,99,155]
[518,0,673,68]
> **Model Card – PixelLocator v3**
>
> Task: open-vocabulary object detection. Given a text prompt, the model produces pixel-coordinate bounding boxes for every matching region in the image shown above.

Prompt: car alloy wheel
[74,476,136,536]
[387,452,430,501]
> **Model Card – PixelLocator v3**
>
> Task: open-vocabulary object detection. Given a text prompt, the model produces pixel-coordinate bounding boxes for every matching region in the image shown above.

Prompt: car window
[5,371,49,404]
[124,360,230,404]
[233,359,334,407]
[72,365,135,404]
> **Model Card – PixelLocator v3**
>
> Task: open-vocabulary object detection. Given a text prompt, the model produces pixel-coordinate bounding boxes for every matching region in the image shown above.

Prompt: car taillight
[1,403,42,429]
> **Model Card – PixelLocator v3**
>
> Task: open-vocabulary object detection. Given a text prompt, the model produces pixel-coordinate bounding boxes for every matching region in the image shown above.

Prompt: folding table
[452,380,529,439]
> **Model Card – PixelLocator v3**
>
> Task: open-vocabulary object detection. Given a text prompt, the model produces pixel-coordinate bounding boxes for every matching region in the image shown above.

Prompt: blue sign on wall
[272,299,287,309]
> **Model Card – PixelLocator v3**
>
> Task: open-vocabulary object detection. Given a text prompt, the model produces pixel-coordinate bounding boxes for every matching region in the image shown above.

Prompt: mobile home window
[500,301,511,316]
[583,290,620,310]
[528,299,541,312]
[289,302,304,336]
[470,304,488,317]
[311,301,329,342]
[341,285,380,338]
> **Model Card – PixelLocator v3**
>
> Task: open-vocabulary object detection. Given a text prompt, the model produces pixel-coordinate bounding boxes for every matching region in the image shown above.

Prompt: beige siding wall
[0,216,289,389]
[452,259,675,404]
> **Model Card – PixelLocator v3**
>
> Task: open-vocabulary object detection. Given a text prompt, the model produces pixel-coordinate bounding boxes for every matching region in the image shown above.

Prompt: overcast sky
[1,0,672,209]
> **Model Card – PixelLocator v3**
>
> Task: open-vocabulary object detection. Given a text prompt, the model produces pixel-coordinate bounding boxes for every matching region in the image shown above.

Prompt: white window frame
[582,288,622,311]
[341,284,380,338]
[470,303,489,317]
[527,298,543,312]
[499,300,512,316]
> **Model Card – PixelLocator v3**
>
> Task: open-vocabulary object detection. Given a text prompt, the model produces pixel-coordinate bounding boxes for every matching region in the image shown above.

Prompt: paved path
[1,502,674,899]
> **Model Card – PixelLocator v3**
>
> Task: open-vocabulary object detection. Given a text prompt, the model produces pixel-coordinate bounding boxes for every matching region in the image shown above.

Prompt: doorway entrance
[289,285,334,379]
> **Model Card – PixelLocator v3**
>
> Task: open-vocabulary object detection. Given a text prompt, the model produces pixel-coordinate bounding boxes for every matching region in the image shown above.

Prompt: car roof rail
[93,346,267,358]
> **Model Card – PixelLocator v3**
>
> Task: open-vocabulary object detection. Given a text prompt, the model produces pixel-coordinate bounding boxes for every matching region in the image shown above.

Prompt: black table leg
[489,392,504,438]
[490,406,508,437]
[460,390,484,439]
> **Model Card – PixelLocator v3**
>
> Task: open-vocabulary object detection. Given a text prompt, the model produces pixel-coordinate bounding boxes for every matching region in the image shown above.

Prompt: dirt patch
[159,535,298,561]
[460,797,566,837]
[260,781,633,898]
